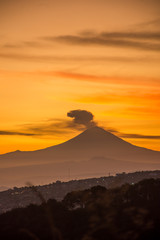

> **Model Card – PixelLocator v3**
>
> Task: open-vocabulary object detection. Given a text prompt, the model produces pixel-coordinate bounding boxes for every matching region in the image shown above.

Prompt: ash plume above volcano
[67,109,96,128]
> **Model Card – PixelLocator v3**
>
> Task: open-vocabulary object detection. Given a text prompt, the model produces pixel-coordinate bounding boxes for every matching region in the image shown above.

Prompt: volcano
[0,126,160,187]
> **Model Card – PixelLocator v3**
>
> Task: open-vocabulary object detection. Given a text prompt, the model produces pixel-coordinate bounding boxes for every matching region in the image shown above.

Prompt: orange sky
[0,0,160,153]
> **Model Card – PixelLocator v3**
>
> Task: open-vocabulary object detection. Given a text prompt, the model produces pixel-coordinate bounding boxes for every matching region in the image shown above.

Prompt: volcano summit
[0,127,160,187]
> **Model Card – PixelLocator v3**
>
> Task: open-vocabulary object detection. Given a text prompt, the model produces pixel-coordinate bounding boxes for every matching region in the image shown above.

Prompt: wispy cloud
[44,30,160,52]
[4,30,159,53]
[125,106,160,116]
[1,69,159,88]
[0,131,37,136]
[3,110,96,138]
[1,120,160,141]
[77,92,160,106]
[53,71,160,87]
[120,133,160,139]
[2,41,43,49]
[20,118,86,136]
[0,119,85,138]
[0,53,155,63]
[136,18,160,28]
[107,128,160,140]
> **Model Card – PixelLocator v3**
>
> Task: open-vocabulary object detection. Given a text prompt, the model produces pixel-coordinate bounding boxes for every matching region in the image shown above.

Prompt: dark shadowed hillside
[0,178,160,240]
[1,170,160,214]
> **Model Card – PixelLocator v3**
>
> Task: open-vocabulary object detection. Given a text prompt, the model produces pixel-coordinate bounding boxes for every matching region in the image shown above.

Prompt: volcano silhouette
[0,126,160,187]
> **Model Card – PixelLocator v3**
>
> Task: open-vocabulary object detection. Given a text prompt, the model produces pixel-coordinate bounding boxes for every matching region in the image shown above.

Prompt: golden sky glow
[0,0,160,153]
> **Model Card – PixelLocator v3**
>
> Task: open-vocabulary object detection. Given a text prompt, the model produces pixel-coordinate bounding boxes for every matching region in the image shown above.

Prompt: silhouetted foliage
[1,170,160,215]
[0,178,160,239]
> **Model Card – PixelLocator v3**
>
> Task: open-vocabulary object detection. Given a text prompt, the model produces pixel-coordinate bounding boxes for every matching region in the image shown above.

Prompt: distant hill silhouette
[0,126,160,187]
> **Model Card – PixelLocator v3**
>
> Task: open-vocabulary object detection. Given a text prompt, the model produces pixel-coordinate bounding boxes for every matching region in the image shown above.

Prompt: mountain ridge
[1,126,159,155]
[0,126,159,170]
[0,126,160,187]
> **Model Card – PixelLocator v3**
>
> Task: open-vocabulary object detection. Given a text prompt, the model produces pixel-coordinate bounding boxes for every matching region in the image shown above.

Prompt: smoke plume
[67,109,96,128]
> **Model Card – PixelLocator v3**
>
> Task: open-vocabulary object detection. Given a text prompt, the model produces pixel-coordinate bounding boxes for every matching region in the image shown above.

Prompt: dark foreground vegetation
[1,170,160,214]
[0,178,160,240]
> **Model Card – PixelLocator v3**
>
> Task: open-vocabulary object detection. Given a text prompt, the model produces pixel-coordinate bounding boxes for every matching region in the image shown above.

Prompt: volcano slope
[0,127,160,187]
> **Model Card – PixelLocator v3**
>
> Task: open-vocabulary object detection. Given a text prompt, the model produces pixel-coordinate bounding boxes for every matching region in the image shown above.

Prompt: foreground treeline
[1,170,160,214]
[0,178,160,240]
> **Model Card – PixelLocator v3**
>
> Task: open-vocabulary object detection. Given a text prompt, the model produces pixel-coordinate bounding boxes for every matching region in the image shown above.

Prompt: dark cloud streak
[0,131,37,136]
[120,133,160,139]
[2,41,45,49]
[107,129,160,139]
[19,110,97,137]
[1,53,153,63]
[21,118,86,136]
[44,31,160,52]
[1,122,160,140]
[100,31,160,40]
[136,18,160,28]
